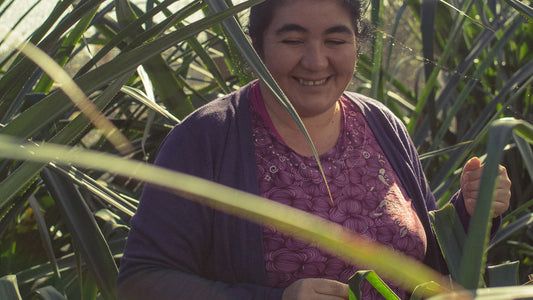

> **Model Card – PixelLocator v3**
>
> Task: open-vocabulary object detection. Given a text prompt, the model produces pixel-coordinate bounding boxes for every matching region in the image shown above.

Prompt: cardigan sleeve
[117,182,282,300]
[117,92,284,300]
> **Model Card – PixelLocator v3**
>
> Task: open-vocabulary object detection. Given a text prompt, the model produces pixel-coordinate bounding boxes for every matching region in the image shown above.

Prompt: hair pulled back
[248,0,370,55]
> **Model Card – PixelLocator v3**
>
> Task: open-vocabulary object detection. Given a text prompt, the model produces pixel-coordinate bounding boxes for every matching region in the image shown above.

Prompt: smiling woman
[257,0,358,155]
[0,0,529,298]
[116,0,511,299]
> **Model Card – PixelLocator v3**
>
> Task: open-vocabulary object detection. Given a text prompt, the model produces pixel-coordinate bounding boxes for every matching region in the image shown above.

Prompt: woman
[117,0,511,299]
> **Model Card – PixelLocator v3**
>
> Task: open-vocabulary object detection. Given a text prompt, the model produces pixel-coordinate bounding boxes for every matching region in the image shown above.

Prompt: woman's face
[259,0,358,118]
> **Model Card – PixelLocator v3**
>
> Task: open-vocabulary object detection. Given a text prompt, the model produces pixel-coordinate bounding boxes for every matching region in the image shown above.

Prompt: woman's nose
[300,43,328,71]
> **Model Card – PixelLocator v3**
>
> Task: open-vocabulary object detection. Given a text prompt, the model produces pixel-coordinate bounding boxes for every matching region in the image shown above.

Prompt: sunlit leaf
[0,275,22,300]
[0,135,457,295]
[348,270,400,300]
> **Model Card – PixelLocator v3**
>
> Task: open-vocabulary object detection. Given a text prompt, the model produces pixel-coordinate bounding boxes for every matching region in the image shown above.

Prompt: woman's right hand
[282,278,349,300]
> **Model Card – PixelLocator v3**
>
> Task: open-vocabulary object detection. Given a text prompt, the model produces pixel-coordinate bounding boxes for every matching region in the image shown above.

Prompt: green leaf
[429,203,467,282]
[431,57,533,198]
[0,135,457,295]
[428,285,533,299]
[114,0,195,118]
[348,270,400,300]
[31,286,67,300]
[185,35,231,94]
[489,213,533,250]
[15,238,127,285]
[504,0,533,19]
[0,0,99,121]
[76,0,199,76]
[0,275,22,300]
[120,85,180,123]
[28,195,62,281]
[0,73,132,210]
[487,261,519,287]
[419,0,437,136]
[40,167,118,300]
[410,281,442,300]
[0,0,257,140]
[369,0,384,100]
[429,17,525,155]
[34,5,100,93]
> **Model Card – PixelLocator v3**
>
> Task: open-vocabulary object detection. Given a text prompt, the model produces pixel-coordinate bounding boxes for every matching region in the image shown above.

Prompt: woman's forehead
[266,0,355,33]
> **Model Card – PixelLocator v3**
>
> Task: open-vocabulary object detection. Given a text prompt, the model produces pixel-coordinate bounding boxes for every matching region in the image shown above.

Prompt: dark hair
[248,0,370,55]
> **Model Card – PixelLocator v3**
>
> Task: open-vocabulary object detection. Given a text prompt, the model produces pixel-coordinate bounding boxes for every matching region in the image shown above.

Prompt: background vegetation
[0,0,532,299]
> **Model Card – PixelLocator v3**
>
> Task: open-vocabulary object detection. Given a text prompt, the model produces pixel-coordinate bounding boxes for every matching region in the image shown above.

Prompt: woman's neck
[260,87,342,156]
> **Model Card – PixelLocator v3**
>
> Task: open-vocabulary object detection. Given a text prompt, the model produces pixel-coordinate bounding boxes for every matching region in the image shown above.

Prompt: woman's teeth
[298,78,327,86]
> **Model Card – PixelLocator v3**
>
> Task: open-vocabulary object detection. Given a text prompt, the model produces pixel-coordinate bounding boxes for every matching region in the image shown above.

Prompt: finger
[315,294,350,300]
[461,157,483,186]
[463,157,482,173]
[495,179,512,191]
[314,280,349,298]
[497,167,512,186]
[493,189,511,206]
[492,201,510,217]
[462,180,481,199]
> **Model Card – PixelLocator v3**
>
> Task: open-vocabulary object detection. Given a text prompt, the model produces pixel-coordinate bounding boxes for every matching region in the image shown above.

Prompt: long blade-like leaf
[0,135,459,296]
[120,85,180,123]
[429,204,467,282]
[0,73,132,210]
[428,285,533,299]
[0,0,260,140]
[513,132,533,182]
[40,167,118,300]
[488,213,533,250]
[32,286,67,300]
[28,195,62,281]
[12,40,133,154]
[504,0,533,19]
[370,0,384,100]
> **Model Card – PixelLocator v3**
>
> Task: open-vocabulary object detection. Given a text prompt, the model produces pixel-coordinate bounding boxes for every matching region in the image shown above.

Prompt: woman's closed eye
[281,39,304,45]
[325,39,347,46]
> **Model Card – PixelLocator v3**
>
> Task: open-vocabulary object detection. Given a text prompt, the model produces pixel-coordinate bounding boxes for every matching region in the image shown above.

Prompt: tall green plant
[0,0,262,298]
[0,0,532,299]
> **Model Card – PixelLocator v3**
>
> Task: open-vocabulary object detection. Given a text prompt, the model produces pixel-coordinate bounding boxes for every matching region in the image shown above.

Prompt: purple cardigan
[117,82,469,299]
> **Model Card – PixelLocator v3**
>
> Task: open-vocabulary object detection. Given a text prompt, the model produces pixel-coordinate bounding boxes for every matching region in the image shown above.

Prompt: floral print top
[250,84,427,299]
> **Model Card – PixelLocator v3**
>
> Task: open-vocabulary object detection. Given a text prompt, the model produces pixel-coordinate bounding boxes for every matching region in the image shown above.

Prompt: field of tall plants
[0,0,532,299]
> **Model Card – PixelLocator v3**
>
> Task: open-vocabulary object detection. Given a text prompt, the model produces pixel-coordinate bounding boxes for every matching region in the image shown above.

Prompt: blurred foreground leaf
[0,134,456,296]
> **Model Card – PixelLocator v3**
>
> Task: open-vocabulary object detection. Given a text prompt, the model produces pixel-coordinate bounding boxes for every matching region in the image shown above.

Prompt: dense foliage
[0,0,532,299]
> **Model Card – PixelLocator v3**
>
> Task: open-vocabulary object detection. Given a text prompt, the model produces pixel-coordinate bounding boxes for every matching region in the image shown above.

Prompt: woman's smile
[295,77,329,86]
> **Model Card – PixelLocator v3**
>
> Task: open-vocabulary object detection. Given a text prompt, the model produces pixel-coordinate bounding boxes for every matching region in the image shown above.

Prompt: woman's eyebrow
[275,24,353,36]
[275,24,308,35]
[324,25,353,35]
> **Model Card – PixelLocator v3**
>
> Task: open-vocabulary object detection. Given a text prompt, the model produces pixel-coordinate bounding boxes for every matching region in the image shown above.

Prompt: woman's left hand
[460,157,511,218]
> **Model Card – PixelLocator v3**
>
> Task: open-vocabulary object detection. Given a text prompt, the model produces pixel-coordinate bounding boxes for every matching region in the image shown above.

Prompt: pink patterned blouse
[250,83,427,299]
